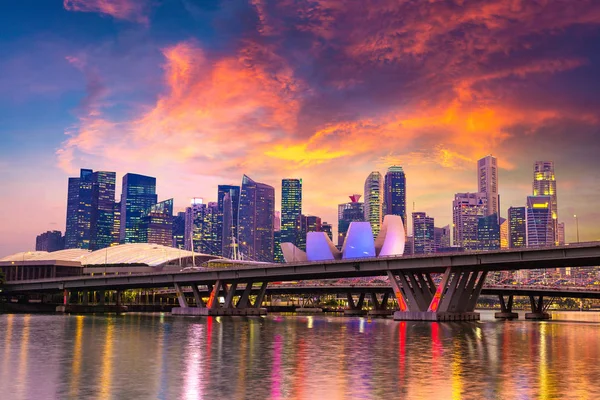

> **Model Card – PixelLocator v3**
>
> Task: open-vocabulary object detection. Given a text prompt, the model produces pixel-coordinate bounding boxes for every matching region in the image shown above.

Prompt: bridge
[3,243,600,321]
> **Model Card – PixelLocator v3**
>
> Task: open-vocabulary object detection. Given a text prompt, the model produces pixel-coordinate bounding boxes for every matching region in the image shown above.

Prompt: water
[1,311,600,399]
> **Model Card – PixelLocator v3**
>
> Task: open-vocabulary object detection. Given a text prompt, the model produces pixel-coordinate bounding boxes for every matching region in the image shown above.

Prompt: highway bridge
[3,243,600,321]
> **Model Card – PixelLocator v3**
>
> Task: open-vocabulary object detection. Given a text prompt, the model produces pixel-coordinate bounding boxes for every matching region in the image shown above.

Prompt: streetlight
[574,214,580,243]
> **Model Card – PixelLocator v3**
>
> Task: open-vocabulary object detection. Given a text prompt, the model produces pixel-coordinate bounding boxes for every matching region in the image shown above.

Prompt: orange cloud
[63,0,150,24]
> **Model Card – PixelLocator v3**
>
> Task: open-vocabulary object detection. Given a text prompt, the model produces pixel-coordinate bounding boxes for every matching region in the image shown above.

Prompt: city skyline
[2,1,600,256]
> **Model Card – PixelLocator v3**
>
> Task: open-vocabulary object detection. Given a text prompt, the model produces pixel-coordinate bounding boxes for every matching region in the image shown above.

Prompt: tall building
[499,218,508,249]
[478,155,499,220]
[557,222,565,245]
[383,166,407,229]
[238,175,275,262]
[217,185,240,257]
[321,222,333,241]
[453,192,487,250]
[140,199,174,247]
[64,168,116,250]
[185,199,220,256]
[297,215,322,251]
[120,173,157,244]
[172,211,186,249]
[35,231,64,252]
[64,177,81,249]
[338,195,364,247]
[281,179,302,247]
[508,206,526,248]
[112,202,121,246]
[364,172,383,237]
[434,225,451,252]
[273,230,284,263]
[533,161,558,245]
[477,214,500,251]
[89,171,116,250]
[412,212,435,254]
[526,196,553,248]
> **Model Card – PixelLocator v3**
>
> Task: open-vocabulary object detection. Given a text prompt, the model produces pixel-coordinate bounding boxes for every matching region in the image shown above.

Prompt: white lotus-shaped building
[282,215,406,262]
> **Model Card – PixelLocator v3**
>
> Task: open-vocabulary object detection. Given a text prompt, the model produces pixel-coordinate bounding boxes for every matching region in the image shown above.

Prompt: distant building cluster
[35,156,567,262]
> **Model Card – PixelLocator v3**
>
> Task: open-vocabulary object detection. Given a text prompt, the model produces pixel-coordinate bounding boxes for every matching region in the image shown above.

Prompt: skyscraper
[338,195,364,247]
[281,179,302,247]
[297,215,322,251]
[478,155,499,219]
[35,230,64,252]
[412,212,435,254]
[217,185,240,257]
[140,198,174,247]
[477,214,500,251]
[120,173,157,244]
[238,175,275,262]
[526,196,553,248]
[434,225,452,252]
[89,171,116,250]
[384,166,407,229]
[112,202,121,246]
[64,177,81,249]
[364,171,383,237]
[499,218,509,249]
[453,192,487,250]
[184,199,220,255]
[533,161,558,245]
[64,168,116,250]
[508,206,526,248]
[172,211,186,249]
[321,222,333,242]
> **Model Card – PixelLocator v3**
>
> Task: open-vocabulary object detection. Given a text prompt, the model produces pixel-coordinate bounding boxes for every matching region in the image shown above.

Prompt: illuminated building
[35,230,64,252]
[238,175,275,262]
[120,173,157,244]
[384,166,407,229]
[558,222,565,245]
[478,155,499,220]
[337,195,364,247]
[112,202,121,246]
[89,171,116,250]
[434,225,451,252]
[273,231,284,263]
[64,176,80,249]
[218,185,240,258]
[281,179,302,247]
[533,161,558,245]
[185,199,220,256]
[172,211,186,249]
[508,206,526,248]
[140,199,173,247]
[321,222,333,241]
[297,215,322,251]
[412,212,435,254]
[364,172,383,237]
[526,196,553,247]
[453,192,487,250]
[477,214,500,251]
[500,218,509,249]
[64,169,116,250]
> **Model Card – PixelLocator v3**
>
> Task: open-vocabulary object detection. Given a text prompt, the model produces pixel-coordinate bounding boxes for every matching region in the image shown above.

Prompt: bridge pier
[344,293,367,316]
[367,292,393,317]
[525,295,551,320]
[495,295,518,319]
[171,281,268,316]
[391,268,486,322]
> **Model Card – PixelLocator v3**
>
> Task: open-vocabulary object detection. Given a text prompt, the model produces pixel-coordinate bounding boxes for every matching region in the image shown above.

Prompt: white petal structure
[342,222,376,259]
[280,242,307,262]
[375,215,406,257]
[306,232,341,261]
[280,214,405,262]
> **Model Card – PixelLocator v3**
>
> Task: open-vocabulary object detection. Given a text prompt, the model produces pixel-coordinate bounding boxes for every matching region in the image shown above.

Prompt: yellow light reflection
[100,318,114,398]
[539,323,549,400]
[16,315,31,400]
[70,316,85,397]
[3,314,14,372]
[451,340,463,400]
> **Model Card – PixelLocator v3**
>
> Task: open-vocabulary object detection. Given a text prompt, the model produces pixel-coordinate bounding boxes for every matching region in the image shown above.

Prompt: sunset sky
[1,0,600,256]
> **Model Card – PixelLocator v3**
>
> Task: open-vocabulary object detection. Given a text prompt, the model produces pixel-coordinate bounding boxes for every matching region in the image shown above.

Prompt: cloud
[63,0,151,24]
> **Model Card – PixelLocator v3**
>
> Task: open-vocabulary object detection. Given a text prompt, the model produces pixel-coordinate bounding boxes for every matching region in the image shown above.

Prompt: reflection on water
[1,311,600,399]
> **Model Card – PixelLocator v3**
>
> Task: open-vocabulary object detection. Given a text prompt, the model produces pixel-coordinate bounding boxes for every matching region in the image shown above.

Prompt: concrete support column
[466,271,487,312]
[237,282,253,308]
[224,283,238,308]
[495,294,518,319]
[191,284,205,308]
[254,282,268,308]
[99,291,106,305]
[388,271,408,311]
[82,291,89,306]
[63,289,69,305]
[525,295,551,320]
[174,283,188,308]
[207,280,222,309]
[116,290,122,307]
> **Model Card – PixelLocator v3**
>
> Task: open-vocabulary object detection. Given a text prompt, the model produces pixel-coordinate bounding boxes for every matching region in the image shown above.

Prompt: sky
[1,0,600,257]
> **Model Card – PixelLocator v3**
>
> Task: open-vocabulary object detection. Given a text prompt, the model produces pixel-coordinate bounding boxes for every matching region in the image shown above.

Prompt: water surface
[1,311,600,399]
